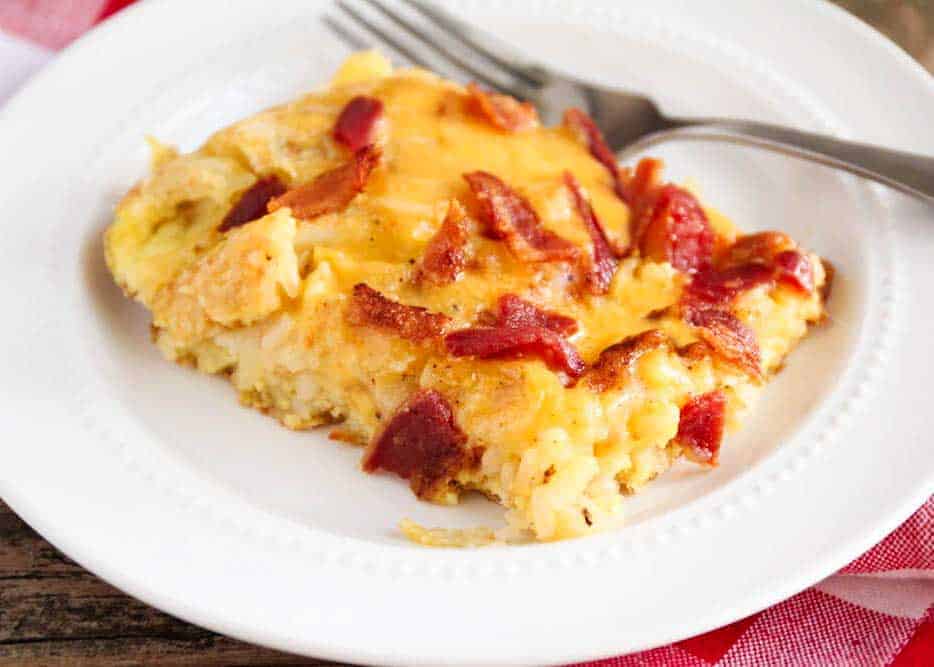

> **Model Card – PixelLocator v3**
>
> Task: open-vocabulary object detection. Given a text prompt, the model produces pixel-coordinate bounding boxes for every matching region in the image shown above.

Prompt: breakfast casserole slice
[104,52,829,545]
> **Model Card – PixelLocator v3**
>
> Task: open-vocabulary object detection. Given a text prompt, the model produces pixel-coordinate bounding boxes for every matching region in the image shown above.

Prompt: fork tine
[322,15,372,52]
[400,0,546,87]
[358,0,519,94]
[328,9,427,71]
[336,1,441,71]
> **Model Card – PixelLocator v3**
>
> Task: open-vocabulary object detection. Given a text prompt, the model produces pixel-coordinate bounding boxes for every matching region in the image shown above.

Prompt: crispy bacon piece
[774,250,815,293]
[415,200,471,286]
[564,171,619,294]
[218,176,287,232]
[346,283,450,343]
[467,83,539,132]
[619,159,718,275]
[362,389,478,499]
[719,231,795,268]
[333,95,384,151]
[445,326,585,382]
[463,171,579,263]
[676,390,727,465]
[563,109,620,186]
[617,157,664,208]
[495,294,578,336]
[638,184,714,274]
[682,231,816,311]
[684,263,775,307]
[719,231,814,294]
[586,329,669,392]
[683,305,761,379]
[676,230,821,378]
[268,145,380,220]
[563,111,664,257]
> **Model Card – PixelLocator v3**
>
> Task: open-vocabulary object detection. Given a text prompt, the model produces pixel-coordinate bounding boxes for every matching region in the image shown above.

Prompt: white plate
[0,1,931,665]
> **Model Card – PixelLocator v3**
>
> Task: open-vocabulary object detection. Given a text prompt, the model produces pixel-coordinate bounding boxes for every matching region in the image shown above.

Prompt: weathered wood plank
[0,636,334,666]
[0,501,341,666]
[0,501,82,579]
[0,577,209,643]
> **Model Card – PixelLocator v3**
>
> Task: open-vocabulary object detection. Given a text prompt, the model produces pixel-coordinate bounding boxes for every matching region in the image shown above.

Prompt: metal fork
[328,0,934,204]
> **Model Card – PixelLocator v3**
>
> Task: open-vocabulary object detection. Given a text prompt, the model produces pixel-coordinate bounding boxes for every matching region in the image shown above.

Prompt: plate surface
[0,1,931,665]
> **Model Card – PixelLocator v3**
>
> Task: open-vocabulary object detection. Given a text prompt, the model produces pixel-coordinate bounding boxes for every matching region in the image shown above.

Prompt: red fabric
[4,3,931,663]
[96,0,135,21]
[574,502,934,666]
[676,616,758,663]
[0,0,108,49]
[890,606,934,667]
[843,500,934,574]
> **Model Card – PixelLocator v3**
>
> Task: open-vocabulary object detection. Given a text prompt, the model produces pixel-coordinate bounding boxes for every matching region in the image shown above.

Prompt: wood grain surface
[1,2,930,665]
[0,501,332,666]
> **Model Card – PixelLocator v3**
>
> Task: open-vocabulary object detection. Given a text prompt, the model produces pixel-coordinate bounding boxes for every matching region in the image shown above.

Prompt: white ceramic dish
[0,1,931,664]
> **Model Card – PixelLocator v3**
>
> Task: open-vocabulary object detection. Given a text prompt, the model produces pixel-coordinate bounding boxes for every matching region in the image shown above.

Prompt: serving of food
[104,51,830,545]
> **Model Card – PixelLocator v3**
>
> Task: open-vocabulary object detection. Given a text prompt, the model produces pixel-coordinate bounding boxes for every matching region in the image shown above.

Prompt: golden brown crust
[585,329,671,392]
[677,340,715,366]
[819,258,836,303]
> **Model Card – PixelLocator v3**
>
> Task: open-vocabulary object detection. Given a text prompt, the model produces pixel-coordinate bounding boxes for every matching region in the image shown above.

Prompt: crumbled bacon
[268,145,380,220]
[362,389,478,499]
[563,108,624,196]
[675,231,821,378]
[333,95,384,152]
[463,171,579,263]
[495,294,578,336]
[617,157,664,209]
[467,83,539,132]
[415,200,471,286]
[683,305,761,379]
[586,329,669,392]
[218,176,287,232]
[719,232,814,294]
[564,171,619,294]
[774,250,815,293]
[677,236,816,334]
[638,184,714,274]
[346,283,450,343]
[619,159,718,275]
[684,263,775,307]
[719,231,795,268]
[676,390,727,465]
[445,326,585,382]
[684,231,816,307]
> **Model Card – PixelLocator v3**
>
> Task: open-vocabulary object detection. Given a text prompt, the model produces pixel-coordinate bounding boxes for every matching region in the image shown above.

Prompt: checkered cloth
[2,2,931,664]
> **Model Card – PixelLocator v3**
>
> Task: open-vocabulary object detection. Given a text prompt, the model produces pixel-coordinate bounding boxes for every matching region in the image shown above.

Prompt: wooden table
[1,3,930,665]
[0,501,332,666]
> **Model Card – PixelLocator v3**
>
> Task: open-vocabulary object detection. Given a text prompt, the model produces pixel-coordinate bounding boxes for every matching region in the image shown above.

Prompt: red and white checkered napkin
[1,2,931,664]
[574,501,934,666]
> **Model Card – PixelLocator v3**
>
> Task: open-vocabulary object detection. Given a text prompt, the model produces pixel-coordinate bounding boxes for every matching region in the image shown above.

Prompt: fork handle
[627,120,934,203]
